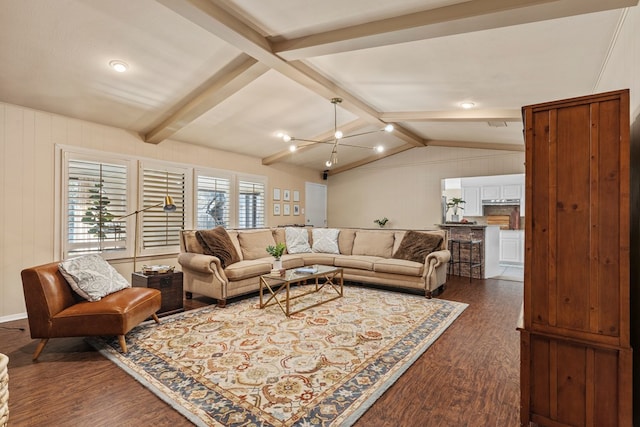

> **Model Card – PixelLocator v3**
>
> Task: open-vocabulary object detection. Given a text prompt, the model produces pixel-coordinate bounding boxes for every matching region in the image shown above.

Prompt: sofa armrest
[423,249,451,291]
[425,249,450,267]
[177,253,228,283]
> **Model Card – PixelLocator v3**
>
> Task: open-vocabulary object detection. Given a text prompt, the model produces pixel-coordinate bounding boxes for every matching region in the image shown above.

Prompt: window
[140,165,186,255]
[196,174,231,229]
[59,146,269,260]
[64,156,129,258]
[238,179,265,228]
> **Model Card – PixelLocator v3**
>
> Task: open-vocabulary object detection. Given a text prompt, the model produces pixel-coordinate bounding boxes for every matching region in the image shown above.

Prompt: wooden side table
[132,271,184,317]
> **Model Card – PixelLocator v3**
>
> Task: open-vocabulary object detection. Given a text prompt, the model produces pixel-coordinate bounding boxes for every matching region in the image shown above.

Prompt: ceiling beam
[273,0,639,60]
[156,0,425,148]
[426,140,525,151]
[143,54,268,144]
[380,109,522,122]
[327,144,416,175]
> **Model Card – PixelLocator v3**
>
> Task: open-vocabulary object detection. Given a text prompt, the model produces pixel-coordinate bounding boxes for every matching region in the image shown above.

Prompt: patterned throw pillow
[312,228,340,254]
[285,227,311,254]
[58,254,131,301]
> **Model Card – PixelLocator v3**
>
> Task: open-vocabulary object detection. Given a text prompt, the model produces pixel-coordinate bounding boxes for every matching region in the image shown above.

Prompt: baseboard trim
[0,312,28,324]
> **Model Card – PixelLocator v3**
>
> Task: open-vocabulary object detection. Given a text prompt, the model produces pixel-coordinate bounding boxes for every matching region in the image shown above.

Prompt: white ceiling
[1,0,637,173]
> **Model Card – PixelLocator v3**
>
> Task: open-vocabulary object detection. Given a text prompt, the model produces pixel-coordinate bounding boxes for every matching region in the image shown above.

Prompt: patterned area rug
[88,285,467,426]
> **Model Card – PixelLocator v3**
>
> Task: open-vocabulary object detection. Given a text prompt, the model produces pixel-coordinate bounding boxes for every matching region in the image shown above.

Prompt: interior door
[305,182,327,227]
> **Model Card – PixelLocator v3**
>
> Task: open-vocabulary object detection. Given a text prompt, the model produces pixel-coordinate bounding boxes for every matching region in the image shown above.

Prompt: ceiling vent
[487,121,508,127]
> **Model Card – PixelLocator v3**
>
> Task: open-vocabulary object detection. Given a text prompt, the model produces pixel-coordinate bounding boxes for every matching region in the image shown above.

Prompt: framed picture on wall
[293,190,300,202]
[283,204,290,216]
[273,188,281,201]
[273,203,281,215]
[293,204,300,216]
[283,189,291,201]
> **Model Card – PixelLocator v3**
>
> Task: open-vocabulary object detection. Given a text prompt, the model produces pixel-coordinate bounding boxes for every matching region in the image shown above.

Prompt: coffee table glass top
[262,264,339,281]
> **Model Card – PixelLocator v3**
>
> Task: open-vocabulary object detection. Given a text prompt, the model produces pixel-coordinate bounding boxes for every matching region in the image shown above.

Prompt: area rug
[88,285,467,426]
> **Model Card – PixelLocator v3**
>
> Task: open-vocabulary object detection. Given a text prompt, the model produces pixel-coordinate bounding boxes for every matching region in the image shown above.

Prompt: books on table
[294,266,318,274]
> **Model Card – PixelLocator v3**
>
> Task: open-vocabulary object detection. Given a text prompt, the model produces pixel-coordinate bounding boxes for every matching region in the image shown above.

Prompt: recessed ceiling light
[109,60,128,73]
[460,102,475,109]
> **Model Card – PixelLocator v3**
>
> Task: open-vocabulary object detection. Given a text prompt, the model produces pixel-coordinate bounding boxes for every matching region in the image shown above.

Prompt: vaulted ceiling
[1,0,638,173]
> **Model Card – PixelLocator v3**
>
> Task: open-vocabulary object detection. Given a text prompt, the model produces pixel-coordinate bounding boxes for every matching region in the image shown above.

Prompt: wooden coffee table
[259,265,343,317]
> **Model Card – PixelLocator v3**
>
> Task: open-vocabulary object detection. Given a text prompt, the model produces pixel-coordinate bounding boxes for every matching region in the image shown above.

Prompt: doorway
[305,182,327,227]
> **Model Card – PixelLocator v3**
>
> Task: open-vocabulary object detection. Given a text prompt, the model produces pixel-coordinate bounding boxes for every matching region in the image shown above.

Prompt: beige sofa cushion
[182,230,204,254]
[351,230,395,258]
[338,229,356,255]
[224,260,272,280]
[374,258,424,276]
[334,255,380,271]
[237,230,276,260]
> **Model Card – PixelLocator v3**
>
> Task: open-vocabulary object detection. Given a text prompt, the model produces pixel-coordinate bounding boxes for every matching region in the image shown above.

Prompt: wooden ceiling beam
[381,109,522,122]
[143,54,268,144]
[155,0,425,150]
[273,0,639,60]
[426,139,525,151]
[327,144,416,175]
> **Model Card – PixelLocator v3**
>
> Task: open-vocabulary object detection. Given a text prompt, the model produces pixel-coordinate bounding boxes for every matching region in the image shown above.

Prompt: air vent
[487,121,507,127]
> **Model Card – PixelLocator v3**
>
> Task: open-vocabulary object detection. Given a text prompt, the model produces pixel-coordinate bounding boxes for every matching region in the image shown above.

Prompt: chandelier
[279,98,394,168]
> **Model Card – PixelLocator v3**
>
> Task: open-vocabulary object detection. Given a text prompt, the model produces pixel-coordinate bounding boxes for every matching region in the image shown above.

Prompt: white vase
[273,259,282,270]
[451,214,459,222]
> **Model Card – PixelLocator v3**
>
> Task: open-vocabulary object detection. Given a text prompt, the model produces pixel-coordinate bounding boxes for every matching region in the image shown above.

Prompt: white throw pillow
[312,228,340,254]
[285,227,311,254]
[59,254,131,301]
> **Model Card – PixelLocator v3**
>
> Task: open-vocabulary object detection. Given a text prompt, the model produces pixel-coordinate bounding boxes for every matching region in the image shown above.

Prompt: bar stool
[448,239,483,281]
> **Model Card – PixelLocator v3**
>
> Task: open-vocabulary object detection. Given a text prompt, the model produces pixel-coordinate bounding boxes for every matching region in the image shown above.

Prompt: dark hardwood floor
[0,275,522,427]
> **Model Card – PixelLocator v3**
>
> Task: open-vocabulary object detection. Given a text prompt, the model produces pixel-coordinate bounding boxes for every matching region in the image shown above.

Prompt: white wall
[0,103,321,320]
[327,146,525,229]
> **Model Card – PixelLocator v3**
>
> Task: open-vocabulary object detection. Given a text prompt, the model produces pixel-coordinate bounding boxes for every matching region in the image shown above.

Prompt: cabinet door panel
[501,184,522,199]
[481,185,500,199]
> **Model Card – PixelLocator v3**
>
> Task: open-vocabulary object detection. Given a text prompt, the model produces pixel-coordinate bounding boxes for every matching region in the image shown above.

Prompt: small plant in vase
[374,217,389,228]
[266,242,286,273]
[446,197,466,222]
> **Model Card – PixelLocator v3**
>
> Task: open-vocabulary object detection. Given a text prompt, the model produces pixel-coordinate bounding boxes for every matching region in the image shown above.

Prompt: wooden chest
[132,271,184,317]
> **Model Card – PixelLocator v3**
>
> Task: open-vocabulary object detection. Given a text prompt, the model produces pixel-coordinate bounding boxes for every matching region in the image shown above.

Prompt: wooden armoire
[520,89,632,426]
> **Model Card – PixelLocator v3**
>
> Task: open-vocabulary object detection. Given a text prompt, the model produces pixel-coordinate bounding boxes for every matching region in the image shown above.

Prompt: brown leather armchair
[21,261,162,360]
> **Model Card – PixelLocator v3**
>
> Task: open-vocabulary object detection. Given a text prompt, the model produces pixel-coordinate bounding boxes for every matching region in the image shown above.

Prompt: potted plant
[374,217,389,228]
[446,197,466,222]
[266,242,286,270]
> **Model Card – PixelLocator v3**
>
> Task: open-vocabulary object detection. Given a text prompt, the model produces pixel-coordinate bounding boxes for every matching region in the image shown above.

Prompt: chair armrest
[178,252,229,284]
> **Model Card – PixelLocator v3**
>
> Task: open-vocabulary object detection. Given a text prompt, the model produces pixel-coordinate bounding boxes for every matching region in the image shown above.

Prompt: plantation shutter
[238,180,265,228]
[141,167,185,251]
[196,175,231,229]
[66,159,128,256]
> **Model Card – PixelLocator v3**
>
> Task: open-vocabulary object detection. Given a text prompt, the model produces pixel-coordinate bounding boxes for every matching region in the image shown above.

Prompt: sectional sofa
[178,227,450,307]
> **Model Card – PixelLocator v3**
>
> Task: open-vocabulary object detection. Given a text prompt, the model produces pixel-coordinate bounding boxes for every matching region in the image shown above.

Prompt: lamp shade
[163,195,177,212]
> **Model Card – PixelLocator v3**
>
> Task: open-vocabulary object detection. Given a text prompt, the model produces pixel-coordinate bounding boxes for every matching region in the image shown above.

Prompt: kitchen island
[437,224,500,279]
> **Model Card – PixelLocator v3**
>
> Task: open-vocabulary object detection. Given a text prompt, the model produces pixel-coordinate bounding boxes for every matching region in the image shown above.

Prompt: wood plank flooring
[0,275,522,426]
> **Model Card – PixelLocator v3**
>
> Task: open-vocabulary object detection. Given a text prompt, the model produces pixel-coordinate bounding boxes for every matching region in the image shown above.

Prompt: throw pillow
[312,228,340,254]
[285,227,311,254]
[58,254,131,302]
[237,230,277,260]
[392,231,444,263]
[196,227,241,268]
[351,230,395,257]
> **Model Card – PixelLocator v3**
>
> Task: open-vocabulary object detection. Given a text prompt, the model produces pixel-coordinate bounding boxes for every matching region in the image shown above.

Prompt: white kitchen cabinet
[481,185,500,200]
[461,186,481,216]
[501,184,522,199]
[499,230,524,264]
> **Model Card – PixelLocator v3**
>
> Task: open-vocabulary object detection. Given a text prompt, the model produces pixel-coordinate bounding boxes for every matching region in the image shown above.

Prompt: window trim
[56,145,268,261]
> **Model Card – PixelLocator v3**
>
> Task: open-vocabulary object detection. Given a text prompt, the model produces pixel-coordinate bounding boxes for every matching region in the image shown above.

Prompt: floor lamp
[116,196,176,272]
